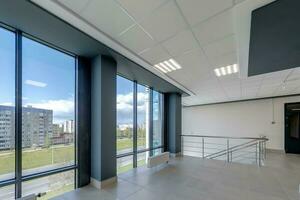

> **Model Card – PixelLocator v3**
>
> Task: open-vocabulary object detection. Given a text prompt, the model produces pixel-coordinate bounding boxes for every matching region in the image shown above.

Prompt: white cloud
[0,102,13,106]
[117,92,149,124]
[25,80,47,88]
[25,99,74,123]
[117,92,149,113]
[25,99,74,114]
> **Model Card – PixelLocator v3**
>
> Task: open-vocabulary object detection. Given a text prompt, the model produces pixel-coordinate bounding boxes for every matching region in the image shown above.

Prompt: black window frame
[0,23,78,199]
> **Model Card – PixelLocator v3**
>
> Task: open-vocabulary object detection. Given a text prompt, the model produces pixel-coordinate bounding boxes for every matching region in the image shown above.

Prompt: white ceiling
[32,0,300,106]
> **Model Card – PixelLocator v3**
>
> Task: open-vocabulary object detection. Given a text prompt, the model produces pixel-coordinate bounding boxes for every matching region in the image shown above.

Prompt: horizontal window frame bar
[22,165,77,182]
[0,165,76,189]
[116,146,164,158]
[0,178,15,188]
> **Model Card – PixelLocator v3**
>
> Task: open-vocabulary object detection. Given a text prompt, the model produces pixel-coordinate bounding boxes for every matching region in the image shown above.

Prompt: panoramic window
[22,36,75,176]
[116,76,134,172]
[116,76,165,173]
[152,91,163,149]
[0,27,15,191]
[0,25,76,199]
[137,84,150,166]
[137,84,150,151]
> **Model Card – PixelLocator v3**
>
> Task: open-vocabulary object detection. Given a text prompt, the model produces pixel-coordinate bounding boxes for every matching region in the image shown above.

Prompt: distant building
[63,120,74,133]
[52,124,63,137]
[0,105,53,150]
[0,106,15,149]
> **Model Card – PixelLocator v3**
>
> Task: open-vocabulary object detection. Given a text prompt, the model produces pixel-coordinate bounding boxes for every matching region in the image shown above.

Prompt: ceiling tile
[257,85,279,97]
[234,0,247,5]
[80,0,135,38]
[57,0,90,13]
[193,9,234,46]
[140,1,187,42]
[203,35,236,60]
[117,0,167,20]
[286,67,300,81]
[261,77,284,86]
[177,0,233,26]
[223,85,241,98]
[162,30,199,57]
[176,49,211,75]
[218,75,240,87]
[117,25,155,54]
[284,79,300,88]
[208,52,237,69]
[139,45,170,64]
[241,75,264,88]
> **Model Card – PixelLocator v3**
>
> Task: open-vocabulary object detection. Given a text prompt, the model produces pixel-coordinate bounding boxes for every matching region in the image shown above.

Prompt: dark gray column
[91,55,117,186]
[166,93,182,154]
[77,57,91,187]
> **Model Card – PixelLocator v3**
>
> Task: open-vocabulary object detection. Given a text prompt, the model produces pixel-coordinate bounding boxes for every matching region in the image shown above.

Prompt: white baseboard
[90,176,117,189]
[266,149,285,154]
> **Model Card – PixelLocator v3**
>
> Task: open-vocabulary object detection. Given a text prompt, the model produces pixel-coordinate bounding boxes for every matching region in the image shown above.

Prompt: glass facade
[0,27,76,199]
[152,91,163,148]
[116,76,164,173]
[116,76,133,155]
[137,84,150,151]
[0,27,15,183]
[22,37,75,176]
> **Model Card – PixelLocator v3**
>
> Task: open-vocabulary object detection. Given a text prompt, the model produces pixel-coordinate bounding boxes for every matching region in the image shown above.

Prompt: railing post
[255,142,258,165]
[264,140,267,160]
[202,137,204,159]
[258,141,262,167]
[227,139,229,162]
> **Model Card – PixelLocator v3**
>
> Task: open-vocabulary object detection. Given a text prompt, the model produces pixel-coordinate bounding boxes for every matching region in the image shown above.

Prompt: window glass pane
[0,27,15,181]
[152,148,163,156]
[22,170,74,199]
[153,91,163,148]
[117,155,133,174]
[137,85,150,150]
[137,152,147,167]
[22,37,75,175]
[0,184,15,200]
[116,76,133,155]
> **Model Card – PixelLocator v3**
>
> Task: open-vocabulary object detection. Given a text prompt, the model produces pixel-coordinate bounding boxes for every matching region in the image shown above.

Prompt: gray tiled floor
[52,152,300,200]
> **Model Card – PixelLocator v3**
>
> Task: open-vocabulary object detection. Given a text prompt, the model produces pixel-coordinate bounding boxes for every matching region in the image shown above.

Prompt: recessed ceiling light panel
[154,59,182,73]
[214,64,239,77]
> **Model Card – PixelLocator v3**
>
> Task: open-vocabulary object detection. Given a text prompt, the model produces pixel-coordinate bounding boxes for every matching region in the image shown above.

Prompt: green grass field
[0,138,144,175]
[117,138,146,152]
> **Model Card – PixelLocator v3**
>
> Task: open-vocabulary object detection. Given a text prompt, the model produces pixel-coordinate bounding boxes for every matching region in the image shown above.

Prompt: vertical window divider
[133,81,138,168]
[149,89,153,156]
[161,94,165,153]
[74,56,78,189]
[15,30,22,199]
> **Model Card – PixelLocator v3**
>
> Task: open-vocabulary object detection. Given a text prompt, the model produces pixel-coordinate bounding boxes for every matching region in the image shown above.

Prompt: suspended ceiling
[31,0,300,106]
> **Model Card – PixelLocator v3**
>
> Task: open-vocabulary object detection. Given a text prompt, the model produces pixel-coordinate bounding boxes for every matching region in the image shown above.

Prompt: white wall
[182,96,300,150]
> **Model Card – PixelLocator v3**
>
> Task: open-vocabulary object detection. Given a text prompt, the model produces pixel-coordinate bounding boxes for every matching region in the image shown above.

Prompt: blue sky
[0,27,75,123]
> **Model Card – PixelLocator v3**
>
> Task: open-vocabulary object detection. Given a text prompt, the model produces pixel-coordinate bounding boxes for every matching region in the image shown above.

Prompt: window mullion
[133,81,137,168]
[15,30,22,199]
[149,89,153,156]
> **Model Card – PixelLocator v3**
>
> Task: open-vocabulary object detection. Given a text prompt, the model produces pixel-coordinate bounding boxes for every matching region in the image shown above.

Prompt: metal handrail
[181,134,268,166]
[181,134,268,141]
[205,139,258,159]
[209,141,259,159]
